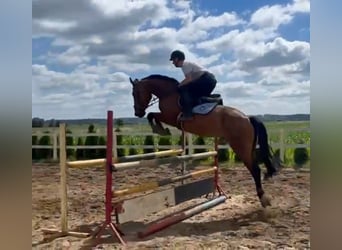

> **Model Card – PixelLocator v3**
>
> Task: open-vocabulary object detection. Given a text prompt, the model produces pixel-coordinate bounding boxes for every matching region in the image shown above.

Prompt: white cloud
[178,12,245,42]
[50,45,90,65]
[250,0,310,30]
[250,5,293,29]
[32,0,310,118]
[35,19,77,32]
[270,80,310,98]
[197,28,277,59]
[208,61,250,80]
[215,81,258,98]
[240,37,310,69]
[288,0,310,13]
[32,63,135,118]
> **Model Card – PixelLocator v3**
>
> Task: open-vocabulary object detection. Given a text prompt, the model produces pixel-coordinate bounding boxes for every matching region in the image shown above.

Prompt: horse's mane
[142,74,179,85]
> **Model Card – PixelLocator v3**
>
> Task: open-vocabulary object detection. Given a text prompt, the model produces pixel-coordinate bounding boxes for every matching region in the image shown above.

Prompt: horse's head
[130,74,180,117]
[130,77,152,118]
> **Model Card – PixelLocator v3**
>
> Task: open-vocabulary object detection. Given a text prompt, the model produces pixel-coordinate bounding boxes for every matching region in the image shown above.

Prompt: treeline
[32,114,310,128]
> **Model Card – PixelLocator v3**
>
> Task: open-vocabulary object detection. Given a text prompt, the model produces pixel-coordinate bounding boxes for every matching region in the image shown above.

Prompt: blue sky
[32,0,310,119]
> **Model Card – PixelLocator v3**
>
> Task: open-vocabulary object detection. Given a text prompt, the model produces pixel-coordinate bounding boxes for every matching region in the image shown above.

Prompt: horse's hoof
[260,195,271,207]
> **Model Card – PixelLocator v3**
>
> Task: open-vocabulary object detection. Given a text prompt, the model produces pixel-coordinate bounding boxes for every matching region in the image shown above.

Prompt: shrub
[66,129,75,159]
[128,147,139,155]
[234,153,243,163]
[217,148,229,162]
[76,137,85,159]
[217,137,229,163]
[294,147,309,166]
[158,135,172,151]
[37,132,52,159]
[144,135,155,153]
[128,137,139,155]
[115,128,125,157]
[32,135,38,160]
[84,124,99,159]
[194,136,206,154]
[97,136,106,158]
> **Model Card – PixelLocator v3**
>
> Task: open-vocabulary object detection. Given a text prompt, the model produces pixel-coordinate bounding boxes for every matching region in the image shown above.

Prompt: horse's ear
[129,77,134,85]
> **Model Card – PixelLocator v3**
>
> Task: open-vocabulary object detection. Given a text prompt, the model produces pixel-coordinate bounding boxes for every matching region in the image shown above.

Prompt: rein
[140,78,179,109]
[147,96,159,107]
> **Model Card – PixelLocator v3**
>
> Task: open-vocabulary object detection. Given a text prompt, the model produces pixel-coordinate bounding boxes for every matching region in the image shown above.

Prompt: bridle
[147,96,158,107]
[133,82,159,113]
[130,76,176,112]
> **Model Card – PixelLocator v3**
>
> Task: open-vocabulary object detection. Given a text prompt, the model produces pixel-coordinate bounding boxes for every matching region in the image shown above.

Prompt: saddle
[198,94,223,105]
[192,93,223,115]
[176,93,223,128]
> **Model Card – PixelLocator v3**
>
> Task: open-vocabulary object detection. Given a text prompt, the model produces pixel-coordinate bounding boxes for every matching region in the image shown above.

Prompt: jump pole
[113,166,217,197]
[112,151,217,171]
[112,127,227,240]
[137,195,227,238]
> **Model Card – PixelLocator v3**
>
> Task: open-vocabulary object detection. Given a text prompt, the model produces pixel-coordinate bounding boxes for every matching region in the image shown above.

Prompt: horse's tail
[249,116,278,178]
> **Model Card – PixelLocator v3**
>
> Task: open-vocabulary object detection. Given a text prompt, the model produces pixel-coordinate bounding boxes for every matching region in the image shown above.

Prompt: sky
[32,0,310,119]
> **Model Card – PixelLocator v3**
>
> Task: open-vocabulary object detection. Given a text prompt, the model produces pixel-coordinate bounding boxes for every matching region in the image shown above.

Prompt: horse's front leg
[147,112,171,135]
[146,112,159,134]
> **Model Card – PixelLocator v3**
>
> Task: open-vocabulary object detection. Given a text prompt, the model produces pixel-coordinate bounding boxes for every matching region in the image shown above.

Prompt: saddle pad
[192,102,218,115]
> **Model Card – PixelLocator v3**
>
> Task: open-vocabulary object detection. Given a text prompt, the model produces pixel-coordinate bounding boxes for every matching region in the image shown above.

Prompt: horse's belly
[183,106,249,138]
[183,115,224,137]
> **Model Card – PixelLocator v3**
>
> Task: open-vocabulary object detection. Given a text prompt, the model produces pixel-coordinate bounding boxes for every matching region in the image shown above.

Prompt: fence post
[59,123,68,232]
[187,133,193,155]
[53,131,58,161]
[280,128,285,162]
[113,129,118,160]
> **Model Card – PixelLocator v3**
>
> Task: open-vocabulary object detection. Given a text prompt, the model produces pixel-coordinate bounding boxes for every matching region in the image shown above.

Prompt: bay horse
[129,74,278,207]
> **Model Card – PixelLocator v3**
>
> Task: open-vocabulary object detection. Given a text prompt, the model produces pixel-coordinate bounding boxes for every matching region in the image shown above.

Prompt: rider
[169,50,217,120]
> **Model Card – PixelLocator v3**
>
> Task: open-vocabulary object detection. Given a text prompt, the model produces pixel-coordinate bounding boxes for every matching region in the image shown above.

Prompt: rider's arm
[179,74,192,86]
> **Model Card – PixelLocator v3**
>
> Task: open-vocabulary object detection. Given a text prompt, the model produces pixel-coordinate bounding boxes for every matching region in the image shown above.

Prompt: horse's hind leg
[249,162,271,207]
[229,139,271,207]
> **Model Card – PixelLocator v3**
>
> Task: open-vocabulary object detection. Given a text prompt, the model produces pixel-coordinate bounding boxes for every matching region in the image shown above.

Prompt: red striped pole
[137,195,226,238]
[105,110,113,223]
[92,111,125,245]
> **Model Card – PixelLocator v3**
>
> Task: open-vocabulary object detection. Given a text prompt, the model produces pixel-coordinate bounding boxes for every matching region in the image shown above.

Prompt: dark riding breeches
[178,72,217,107]
[179,72,216,99]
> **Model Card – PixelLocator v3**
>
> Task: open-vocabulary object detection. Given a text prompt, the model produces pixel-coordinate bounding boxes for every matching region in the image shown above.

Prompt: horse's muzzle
[135,110,146,118]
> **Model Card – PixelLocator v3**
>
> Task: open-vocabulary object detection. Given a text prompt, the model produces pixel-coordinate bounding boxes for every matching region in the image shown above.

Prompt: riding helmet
[169,50,185,61]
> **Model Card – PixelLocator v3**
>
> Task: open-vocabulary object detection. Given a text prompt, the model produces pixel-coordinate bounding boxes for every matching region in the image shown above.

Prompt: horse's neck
[145,80,180,113]
[149,80,178,99]
[159,94,180,115]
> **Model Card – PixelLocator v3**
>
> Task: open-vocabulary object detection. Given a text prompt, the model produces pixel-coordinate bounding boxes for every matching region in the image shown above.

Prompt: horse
[129,74,279,208]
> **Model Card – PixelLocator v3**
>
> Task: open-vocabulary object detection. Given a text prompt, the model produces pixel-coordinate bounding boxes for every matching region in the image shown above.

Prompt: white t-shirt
[181,61,208,80]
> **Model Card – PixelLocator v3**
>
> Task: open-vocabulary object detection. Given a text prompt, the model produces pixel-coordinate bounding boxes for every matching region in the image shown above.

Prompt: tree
[84,124,99,159]
[115,119,124,128]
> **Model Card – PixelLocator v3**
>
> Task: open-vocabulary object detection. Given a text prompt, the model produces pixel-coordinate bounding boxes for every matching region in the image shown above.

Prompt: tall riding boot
[179,90,193,121]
